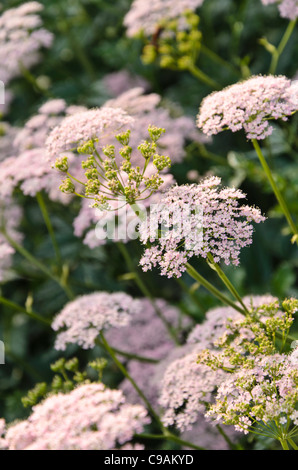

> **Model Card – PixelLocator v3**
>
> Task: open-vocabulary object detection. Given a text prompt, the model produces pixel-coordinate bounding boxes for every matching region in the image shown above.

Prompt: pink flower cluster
[0,2,53,85]
[158,344,227,431]
[52,291,142,350]
[197,75,298,140]
[0,123,19,161]
[139,176,265,278]
[102,70,151,97]
[124,0,205,37]
[206,353,298,434]
[1,383,150,450]
[261,0,298,20]
[0,99,86,202]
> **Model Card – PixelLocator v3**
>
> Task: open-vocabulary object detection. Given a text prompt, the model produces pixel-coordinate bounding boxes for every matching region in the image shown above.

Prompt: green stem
[0,296,51,326]
[288,438,298,450]
[95,339,159,364]
[207,253,249,314]
[186,262,246,315]
[99,332,164,431]
[252,139,298,245]
[57,7,96,81]
[36,192,62,267]
[2,230,74,300]
[175,277,204,314]
[269,19,297,75]
[216,425,243,450]
[187,64,221,90]
[200,44,241,77]
[280,439,290,450]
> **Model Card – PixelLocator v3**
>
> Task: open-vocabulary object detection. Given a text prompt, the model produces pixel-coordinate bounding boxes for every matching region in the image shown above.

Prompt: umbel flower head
[139,176,266,278]
[52,291,142,350]
[194,297,298,443]
[48,107,173,209]
[261,0,298,20]
[1,383,150,450]
[206,353,298,436]
[197,75,298,140]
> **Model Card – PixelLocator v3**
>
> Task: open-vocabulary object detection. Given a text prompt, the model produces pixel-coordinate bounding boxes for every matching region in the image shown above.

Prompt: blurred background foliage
[0,0,297,444]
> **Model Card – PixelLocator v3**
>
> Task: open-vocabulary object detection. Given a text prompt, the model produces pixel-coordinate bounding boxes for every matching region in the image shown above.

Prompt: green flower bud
[121,161,132,173]
[85,179,101,195]
[144,174,163,191]
[102,144,116,159]
[177,56,193,70]
[137,141,157,159]
[65,357,79,372]
[108,178,122,194]
[153,154,171,171]
[59,178,75,194]
[90,195,110,211]
[176,31,188,42]
[185,12,200,28]
[160,55,176,68]
[148,125,165,142]
[77,139,97,155]
[141,44,157,64]
[82,156,96,169]
[55,156,69,172]
[105,169,118,180]
[85,168,99,180]
[128,167,143,185]
[119,145,132,160]
[115,130,131,146]
[189,30,202,43]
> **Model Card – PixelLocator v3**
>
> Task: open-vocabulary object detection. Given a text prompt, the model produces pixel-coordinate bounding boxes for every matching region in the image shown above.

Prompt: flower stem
[99,332,164,431]
[216,425,243,450]
[252,139,298,245]
[36,192,62,267]
[280,439,290,450]
[186,262,246,315]
[269,19,297,75]
[2,230,74,300]
[95,338,159,364]
[187,64,221,89]
[288,438,298,450]
[0,296,51,326]
[207,253,249,314]
[200,44,241,77]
